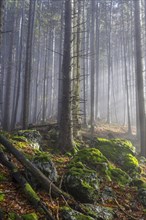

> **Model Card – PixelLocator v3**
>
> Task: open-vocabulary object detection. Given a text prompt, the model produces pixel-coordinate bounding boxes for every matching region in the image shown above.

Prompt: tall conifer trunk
[134,0,146,156]
[58,0,74,153]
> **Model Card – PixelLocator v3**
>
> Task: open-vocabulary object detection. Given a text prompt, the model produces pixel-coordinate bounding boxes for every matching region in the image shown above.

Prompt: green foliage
[22,213,38,220]
[33,151,51,162]
[0,192,5,202]
[8,212,20,220]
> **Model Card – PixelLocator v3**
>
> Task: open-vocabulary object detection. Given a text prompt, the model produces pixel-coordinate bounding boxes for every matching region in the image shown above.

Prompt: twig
[114,198,140,220]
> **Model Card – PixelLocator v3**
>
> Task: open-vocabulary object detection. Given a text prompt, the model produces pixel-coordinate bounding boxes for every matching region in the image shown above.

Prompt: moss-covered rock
[63,162,99,203]
[94,138,140,176]
[32,152,58,182]
[13,130,42,150]
[109,167,131,185]
[68,148,131,185]
[96,138,135,154]
[24,151,58,188]
[16,130,41,143]
[60,206,94,220]
[83,204,114,220]
[69,148,109,175]
[61,205,114,220]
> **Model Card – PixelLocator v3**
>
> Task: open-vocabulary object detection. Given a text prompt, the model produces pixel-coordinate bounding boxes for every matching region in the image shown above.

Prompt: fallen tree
[0,150,55,220]
[0,134,71,200]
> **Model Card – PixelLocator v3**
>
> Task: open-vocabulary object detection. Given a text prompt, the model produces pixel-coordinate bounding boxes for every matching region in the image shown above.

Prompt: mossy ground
[0,125,146,219]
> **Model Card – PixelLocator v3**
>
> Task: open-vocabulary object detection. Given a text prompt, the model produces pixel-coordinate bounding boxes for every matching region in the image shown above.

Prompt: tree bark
[134,0,146,156]
[58,0,74,152]
[90,0,95,135]
[22,0,36,129]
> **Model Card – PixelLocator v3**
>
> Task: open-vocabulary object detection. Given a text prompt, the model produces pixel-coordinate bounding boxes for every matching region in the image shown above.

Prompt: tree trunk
[22,0,36,129]
[58,0,74,153]
[72,0,81,138]
[134,0,146,156]
[3,4,15,131]
[90,0,95,135]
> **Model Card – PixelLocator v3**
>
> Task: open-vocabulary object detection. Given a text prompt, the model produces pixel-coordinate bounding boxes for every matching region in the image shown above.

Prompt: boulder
[25,152,58,188]
[63,162,99,203]
[83,204,114,220]
[138,188,146,206]
[60,205,114,220]
[60,206,94,220]
[94,138,140,177]
[15,130,42,150]
[68,148,131,185]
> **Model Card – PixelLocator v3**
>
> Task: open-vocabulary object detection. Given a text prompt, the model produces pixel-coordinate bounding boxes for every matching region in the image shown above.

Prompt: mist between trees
[0,0,146,155]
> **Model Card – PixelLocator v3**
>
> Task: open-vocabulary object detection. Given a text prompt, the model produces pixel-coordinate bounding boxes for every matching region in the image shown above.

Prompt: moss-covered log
[0,151,55,220]
[0,134,71,199]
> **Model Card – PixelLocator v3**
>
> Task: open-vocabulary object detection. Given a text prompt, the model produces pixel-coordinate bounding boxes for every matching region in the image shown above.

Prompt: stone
[61,206,94,220]
[63,162,99,203]
[138,188,146,206]
[83,204,114,220]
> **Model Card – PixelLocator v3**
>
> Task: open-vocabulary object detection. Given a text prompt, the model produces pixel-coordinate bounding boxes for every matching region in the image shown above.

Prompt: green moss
[69,148,131,185]
[70,148,108,170]
[95,138,135,163]
[8,212,20,220]
[61,206,94,220]
[25,183,40,202]
[82,204,114,220]
[33,151,51,162]
[0,173,6,181]
[123,154,139,172]
[131,178,146,189]
[94,138,139,176]
[97,138,135,154]
[22,213,38,220]
[12,135,28,142]
[64,163,99,202]
[0,192,5,202]
[109,167,131,185]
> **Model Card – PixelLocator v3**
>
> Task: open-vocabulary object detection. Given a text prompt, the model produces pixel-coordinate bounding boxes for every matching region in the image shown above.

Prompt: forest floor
[0,123,145,220]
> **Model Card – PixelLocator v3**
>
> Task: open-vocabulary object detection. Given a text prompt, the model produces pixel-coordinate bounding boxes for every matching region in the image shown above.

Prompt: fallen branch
[114,198,140,220]
[0,150,55,220]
